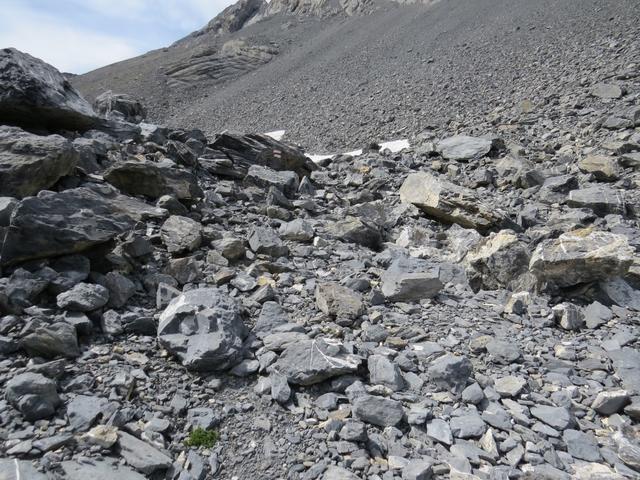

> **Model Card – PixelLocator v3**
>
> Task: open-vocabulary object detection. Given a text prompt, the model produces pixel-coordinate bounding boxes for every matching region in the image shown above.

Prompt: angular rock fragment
[578,154,621,181]
[590,83,623,99]
[157,288,248,371]
[352,394,404,427]
[56,282,109,312]
[248,226,289,257]
[0,47,99,131]
[380,257,442,302]
[567,186,626,216]
[245,164,299,197]
[160,215,203,254]
[118,431,172,475]
[210,132,317,177]
[400,172,510,231]
[465,229,530,290]
[272,338,361,385]
[529,229,633,288]
[5,372,60,420]
[326,216,382,250]
[61,460,146,480]
[104,160,202,200]
[0,185,165,267]
[94,90,146,123]
[21,321,80,358]
[427,354,473,394]
[368,354,405,391]
[315,282,364,319]
[436,135,493,161]
[0,126,78,198]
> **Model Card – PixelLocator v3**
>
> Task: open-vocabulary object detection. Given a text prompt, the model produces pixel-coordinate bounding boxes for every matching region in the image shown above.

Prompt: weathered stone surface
[279,218,315,241]
[0,459,48,480]
[590,83,623,99]
[248,226,289,257]
[567,186,626,216]
[61,460,146,480]
[427,354,473,394]
[118,431,172,474]
[436,135,492,161]
[94,91,146,123]
[21,321,80,358]
[530,405,575,430]
[104,160,202,200]
[210,132,317,177]
[5,372,60,420]
[368,354,405,391]
[246,164,299,197]
[66,394,110,431]
[400,172,510,231]
[326,216,382,250]
[0,185,165,267]
[57,282,109,312]
[553,302,584,331]
[578,154,621,181]
[0,47,98,131]
[352,394,404,427]
[529,229,633,288]
[465,229,530,290]
[272,338,361,385]
[380,257,442,302]
[160,215,203,254]
[158,288,248,371]
[591,390,630,415]
[563,429,602,462]
[0,126,78,198]
[315,282,364,319]
[322,466,360,480]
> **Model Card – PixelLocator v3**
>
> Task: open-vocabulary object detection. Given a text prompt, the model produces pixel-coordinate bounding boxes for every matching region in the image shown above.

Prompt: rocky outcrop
[0,48,99,131]
[0,126,78,198]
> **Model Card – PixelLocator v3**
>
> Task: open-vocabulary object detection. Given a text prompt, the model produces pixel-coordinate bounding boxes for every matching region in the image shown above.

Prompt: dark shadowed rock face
[210,132,318,178]
[0,185,165,267]
[0,48,99,132]
[0,126,78,198]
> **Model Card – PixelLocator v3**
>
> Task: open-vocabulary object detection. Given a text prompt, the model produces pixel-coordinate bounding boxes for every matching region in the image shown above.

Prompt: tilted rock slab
[0,184,166,267]
[400,172,510,232]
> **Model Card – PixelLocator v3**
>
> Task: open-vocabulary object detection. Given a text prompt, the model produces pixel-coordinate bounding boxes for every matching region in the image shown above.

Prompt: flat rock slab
[61,460,146,480]
[118,431,172,475]
[436,135,492,161]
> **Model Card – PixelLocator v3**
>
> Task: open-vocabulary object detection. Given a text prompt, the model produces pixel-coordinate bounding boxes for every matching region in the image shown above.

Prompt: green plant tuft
[185,427,219,448]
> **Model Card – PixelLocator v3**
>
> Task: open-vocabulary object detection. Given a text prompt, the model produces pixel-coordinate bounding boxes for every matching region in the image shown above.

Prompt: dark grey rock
[0,126,78,198]
[57,282,109,311]
[248,226,289,257]
[94,90,146,123]
[380,256,442,302]
[157,288,248,371]
[21,321,80,358]
[352,394,404,427]
[160,215,203,254]
[0,47,99,131]
[118,431,172,475]
[5,372,60,421]
[315,282,364,319]
[427,354,473,394]
[272,338,361,385]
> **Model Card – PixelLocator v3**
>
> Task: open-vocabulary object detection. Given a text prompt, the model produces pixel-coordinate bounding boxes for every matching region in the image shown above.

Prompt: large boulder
[315,283,364,319]
[0,48,98,131]
[93,91,146,123]
[160,215,203,254]
[5,372,60,421]
[245,164,299,197]
[465,229,530,290]
[380,257,443,302]
[157,288,249,371]
[529,229,634,288]
[400,172,510,232]
[325,216,382,250]
[272,338,361,385]
[0,184,165,267]
[210,132,318,178]
[103,160,202,200]
[436,135,493,161]
[0,126,78,198]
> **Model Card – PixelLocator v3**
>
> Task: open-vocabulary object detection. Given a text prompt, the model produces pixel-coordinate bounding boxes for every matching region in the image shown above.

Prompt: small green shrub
[185,427,219,448]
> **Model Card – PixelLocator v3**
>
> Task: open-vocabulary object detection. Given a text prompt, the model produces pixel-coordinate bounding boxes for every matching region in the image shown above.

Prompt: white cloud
[0,0,236,73]
[0,3,139,73]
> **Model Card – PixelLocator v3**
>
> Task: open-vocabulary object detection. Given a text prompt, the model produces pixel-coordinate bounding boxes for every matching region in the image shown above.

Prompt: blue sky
[0,0,236,74]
